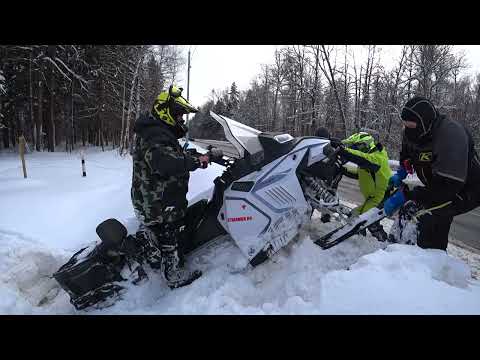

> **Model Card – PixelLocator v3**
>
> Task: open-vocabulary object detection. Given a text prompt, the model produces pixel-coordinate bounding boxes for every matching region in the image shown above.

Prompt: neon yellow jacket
[341,145,392,214]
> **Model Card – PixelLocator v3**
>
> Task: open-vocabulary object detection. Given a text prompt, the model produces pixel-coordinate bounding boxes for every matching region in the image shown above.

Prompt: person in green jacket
[335,131,392,241]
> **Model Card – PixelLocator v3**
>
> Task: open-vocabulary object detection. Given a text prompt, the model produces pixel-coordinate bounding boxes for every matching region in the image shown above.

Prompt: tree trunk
[311,46,320,133]
[122,52,144,155]
[65,117,68,153]
[100,127,104,151]
[10,118,16,148]
[36,80,43,151]
[343,45,348,132]
[0,100,5,148]
[2,127,8,148]
[273,87,279,131]
[407,47,414,99]
[64,96,70,152]
[120,70,126,154]
[50,97,55,151]
[98,74,105,151]
[71,82,75,151]
[49,74,55,152]
[30,53,36,151]
[131,71,141,152]
[357,65,362,130]
[18,106,25,137]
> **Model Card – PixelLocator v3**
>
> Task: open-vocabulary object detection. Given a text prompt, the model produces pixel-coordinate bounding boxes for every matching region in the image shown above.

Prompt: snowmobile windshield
[209,111,263,159]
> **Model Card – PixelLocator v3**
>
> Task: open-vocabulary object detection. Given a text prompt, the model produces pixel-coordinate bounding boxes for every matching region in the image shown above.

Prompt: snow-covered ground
[1,147,480,314]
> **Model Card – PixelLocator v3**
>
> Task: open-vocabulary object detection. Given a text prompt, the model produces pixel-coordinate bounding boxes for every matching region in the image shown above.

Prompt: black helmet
[401,96,438,141]
[315,127,331,139]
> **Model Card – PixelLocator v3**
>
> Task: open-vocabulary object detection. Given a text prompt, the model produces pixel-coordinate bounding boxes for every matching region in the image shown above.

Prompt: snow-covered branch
[54,57,88,87]
[43,56,72,83]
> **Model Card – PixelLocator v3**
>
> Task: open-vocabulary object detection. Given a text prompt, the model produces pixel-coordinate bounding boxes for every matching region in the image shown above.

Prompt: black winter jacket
[400,114,480,207]
[133,113,200,177]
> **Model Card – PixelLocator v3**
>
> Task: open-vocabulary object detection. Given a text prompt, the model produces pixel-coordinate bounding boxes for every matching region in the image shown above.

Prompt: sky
[174,45,480,109]
[176,45,279,106]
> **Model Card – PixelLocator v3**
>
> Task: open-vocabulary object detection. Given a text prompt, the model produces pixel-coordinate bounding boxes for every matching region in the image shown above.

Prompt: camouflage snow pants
[131,171,189,250]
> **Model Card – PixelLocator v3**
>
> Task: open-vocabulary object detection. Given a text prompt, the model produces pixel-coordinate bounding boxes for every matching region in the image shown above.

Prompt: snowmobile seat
[258,132,297,163]
[96,218,128,249]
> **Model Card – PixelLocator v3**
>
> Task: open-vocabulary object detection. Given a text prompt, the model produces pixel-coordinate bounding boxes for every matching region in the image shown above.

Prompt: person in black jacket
[384,96,480,250]
[315,126,331,139]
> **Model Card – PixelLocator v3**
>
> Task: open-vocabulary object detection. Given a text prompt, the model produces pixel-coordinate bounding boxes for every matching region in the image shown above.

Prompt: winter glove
[207,148,224,163]
[403,159,413,174]
[349,206,361,217]
[185,148,201,156]
[389,167,407,188]
[330,138,344,149]
[185,155,202,172]
[384,189,407,216]
[198,154,209,169]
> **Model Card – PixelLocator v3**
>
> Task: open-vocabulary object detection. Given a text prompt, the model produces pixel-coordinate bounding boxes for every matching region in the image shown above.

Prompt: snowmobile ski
[313,207,386,249]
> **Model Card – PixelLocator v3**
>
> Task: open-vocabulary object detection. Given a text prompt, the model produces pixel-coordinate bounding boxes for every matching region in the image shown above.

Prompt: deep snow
[1,146,479,314]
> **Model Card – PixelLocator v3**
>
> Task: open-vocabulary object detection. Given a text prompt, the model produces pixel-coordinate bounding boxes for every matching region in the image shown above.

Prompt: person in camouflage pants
[131,85,210,289]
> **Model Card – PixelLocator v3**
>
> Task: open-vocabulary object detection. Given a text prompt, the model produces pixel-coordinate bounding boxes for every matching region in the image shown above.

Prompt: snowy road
[337,177,480,252]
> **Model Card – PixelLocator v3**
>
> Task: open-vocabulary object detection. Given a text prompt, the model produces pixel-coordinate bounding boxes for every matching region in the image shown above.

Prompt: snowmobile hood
[209,111,263,159]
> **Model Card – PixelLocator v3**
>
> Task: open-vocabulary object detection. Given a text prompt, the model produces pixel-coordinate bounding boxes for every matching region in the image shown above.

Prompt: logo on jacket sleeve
[419,152,432,162]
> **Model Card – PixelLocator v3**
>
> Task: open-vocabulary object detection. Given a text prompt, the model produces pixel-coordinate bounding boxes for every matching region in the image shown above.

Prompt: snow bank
[1,147,479,314]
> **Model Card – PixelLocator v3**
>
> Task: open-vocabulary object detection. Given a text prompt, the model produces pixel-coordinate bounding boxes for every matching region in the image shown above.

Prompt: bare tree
[319,45,347,138]
[270,49,287,132]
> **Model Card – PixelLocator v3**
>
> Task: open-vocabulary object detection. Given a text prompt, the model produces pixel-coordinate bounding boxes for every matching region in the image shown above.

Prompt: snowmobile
[53,111,389,310]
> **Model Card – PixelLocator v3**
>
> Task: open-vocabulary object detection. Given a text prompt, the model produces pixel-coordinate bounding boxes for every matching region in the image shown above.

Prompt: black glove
[330,138,344,149]
[208,148,223,162]
[185,148,201,156]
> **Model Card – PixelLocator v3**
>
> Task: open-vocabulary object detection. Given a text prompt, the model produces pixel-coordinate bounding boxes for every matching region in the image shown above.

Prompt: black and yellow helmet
[152,85,199,127]
[342,132,376,153]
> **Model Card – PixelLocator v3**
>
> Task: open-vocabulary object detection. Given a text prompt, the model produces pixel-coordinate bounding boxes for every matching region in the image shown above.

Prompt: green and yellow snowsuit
[340,144,392,214]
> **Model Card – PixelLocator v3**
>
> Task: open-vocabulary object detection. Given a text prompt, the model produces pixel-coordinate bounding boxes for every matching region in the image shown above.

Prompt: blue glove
[384,190,406,216]
[389,167,408,188]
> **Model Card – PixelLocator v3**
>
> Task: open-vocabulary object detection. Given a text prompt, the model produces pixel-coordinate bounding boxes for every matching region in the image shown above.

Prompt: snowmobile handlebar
[186,147,230,168]
[322,142,344,164]
[206,147,224,162]
[205,146,231,167]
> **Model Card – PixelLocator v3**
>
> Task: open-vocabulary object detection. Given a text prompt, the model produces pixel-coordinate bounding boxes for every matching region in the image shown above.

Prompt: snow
[1,147,479,314]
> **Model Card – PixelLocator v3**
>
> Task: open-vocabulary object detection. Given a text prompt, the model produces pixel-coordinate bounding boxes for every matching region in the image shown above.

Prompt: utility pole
[187,48,191,104]
[184,47,192,149]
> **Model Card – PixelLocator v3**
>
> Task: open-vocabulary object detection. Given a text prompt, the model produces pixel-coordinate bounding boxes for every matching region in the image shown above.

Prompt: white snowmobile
[53,111,390,310]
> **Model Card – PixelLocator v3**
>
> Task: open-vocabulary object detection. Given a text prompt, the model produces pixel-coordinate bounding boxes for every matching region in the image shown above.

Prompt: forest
[1,45,479,158]
[0,45,182,154]
[190,45,479,156]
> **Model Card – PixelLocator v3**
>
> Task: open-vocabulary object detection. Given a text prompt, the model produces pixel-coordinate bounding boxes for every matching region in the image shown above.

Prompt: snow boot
[368,221,388,242]
[320,213,331,223]
[135,229,162,269]
[387,233,398,243]
[388,201,419,245]
[161,245,202,289]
